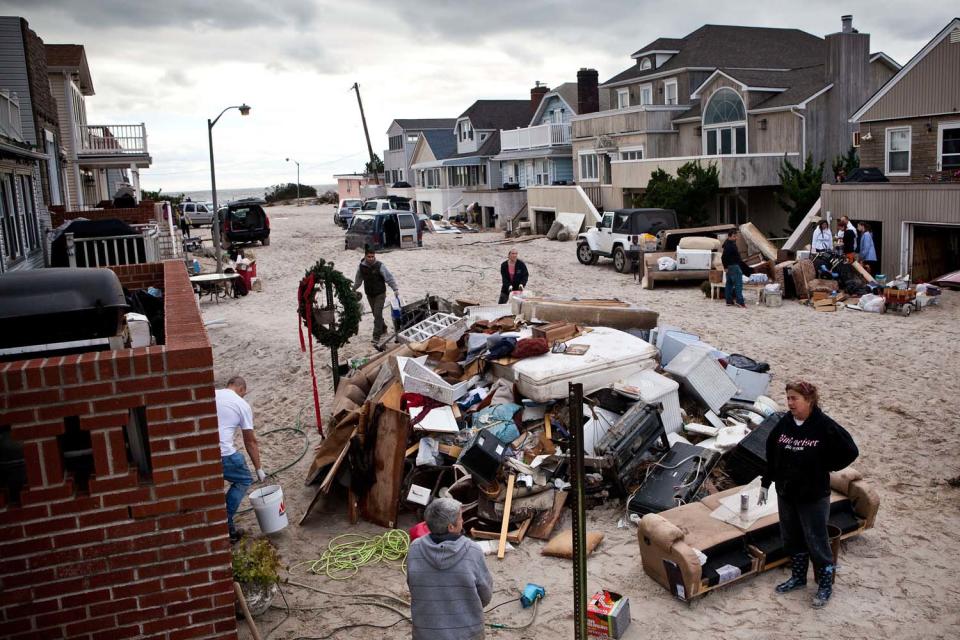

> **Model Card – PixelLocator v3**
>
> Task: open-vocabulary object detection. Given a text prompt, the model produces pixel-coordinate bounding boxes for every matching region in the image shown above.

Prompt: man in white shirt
[216,376,265,542]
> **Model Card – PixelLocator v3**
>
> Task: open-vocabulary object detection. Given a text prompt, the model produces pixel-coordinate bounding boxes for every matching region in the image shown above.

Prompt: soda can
[740,492,749,513]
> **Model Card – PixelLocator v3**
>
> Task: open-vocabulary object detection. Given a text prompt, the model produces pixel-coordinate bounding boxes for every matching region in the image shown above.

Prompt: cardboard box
[813,298,836,313]
[586,590,631,639]
[531,321,578,343]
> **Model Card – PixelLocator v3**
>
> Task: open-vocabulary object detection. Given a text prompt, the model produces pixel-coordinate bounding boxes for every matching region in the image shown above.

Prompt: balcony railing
[0,90,23,142]
[611,153,800,189]
[77,123,148,156]
[571,107,681,139]
[500,123,571,151]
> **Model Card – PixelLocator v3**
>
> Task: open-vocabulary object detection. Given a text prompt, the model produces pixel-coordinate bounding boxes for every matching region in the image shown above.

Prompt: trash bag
[727,353,770,373]
[657,256,678,271]
[858,293,885,313]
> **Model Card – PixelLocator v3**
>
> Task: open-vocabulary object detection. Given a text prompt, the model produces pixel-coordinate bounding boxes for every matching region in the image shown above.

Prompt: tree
[776,154,824,231]
[264,183,318,203]
[140,188,185,206]
[364,154,384,175]
[640,161,719,227]
[831,146,859,181]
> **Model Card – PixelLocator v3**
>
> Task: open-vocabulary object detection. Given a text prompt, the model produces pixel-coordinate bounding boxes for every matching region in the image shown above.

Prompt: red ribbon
[298,273,323,437]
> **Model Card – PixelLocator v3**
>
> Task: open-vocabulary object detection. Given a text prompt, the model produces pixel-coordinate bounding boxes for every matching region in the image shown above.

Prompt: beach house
[46,43,152,209]
[525,16,900,236]
[383,118,456,203]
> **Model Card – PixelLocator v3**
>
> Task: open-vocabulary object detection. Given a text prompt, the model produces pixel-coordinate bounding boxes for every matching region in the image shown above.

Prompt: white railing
[500,123,571,151]
[66,229,159,267]
[77,123,148,155]
[0,90,23,142]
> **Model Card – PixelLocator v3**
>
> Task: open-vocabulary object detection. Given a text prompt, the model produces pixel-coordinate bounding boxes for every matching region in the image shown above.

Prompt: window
[639,84,653,106]
[407,134,419,144]
[399,169,404,182]
[1,174,23,263]
[938,122,960,171]
[19,175,38,252]
[621,147,644,161]
[703,88,747,155]
[389,134,403,151]
[639,58,652,71]
[617,88,630,109]
[885,127,911,175]
[664,79,678,106]
[579,152,599,181]
[535,159,550,185]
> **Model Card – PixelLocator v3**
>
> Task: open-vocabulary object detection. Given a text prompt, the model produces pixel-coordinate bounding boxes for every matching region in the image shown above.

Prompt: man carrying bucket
[216,376,266,543]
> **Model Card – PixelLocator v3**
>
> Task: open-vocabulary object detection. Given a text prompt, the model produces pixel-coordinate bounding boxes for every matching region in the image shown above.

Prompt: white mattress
[510,326,658,402]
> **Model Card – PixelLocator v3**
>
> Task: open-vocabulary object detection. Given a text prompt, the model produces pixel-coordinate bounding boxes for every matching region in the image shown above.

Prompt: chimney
[841,15,853,33]
[577,68,599,115]
[530,81,549,116]
[824,15,870,170]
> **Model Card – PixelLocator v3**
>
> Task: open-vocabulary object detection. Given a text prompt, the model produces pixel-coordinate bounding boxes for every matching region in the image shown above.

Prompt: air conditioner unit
[852,131,862,148]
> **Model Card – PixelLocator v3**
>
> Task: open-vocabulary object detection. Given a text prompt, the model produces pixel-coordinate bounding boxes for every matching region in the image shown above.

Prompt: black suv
[219,198,271,247]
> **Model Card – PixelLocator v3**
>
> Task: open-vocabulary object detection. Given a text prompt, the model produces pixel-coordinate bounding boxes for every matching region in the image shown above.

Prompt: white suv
[180,201,216,227]
[576,208,678,273]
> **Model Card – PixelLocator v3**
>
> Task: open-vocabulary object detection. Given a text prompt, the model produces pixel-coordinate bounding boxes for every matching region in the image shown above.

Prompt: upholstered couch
[641,251,718,290]
[637,467,880,601]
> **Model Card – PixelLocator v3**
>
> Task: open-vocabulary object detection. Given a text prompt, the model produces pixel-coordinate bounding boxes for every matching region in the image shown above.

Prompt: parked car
[577,208,678,272]
[359,196,412,213]
[179,201,216,227]
[335,198,362,227]
[345,211,421,250]
[220,198,270,246]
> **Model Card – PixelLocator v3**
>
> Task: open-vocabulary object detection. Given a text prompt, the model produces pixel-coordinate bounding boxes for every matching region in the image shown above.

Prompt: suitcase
[628,442,719,515]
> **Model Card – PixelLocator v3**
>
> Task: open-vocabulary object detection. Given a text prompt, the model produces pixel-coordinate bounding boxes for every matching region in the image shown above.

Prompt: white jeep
[576,208,678,272]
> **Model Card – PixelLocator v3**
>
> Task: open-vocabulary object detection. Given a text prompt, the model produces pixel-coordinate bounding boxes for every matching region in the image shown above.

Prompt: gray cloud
[160,68,192,87]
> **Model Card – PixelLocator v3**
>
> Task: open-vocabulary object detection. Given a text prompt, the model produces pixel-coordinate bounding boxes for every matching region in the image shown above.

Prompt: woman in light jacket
[811,220,832,253]
[857,222,878,274]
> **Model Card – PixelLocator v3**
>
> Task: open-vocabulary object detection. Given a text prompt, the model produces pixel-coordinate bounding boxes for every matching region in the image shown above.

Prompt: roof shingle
[459,100,531,131]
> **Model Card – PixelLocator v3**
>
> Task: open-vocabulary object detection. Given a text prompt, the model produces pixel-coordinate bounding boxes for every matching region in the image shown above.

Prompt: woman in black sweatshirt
[759,380,859,608]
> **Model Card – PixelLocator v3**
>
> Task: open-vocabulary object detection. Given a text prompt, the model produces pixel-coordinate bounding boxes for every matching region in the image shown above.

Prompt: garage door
[912,224,960,282]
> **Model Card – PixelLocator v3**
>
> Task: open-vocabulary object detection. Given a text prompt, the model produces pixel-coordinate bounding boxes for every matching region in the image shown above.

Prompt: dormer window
[702,88,747,155]
[639,58,652,71]
[457,120,474,143]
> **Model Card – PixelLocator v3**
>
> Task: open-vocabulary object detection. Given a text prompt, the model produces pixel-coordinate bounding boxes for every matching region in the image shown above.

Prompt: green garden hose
[288,530,411,580]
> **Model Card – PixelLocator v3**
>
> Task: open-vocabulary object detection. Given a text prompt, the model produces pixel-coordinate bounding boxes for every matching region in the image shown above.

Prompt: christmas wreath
[297,259,361,349]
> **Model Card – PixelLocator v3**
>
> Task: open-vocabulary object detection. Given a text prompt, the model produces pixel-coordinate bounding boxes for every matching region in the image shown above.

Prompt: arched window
[639,58,652,71]
[702,88,747,155]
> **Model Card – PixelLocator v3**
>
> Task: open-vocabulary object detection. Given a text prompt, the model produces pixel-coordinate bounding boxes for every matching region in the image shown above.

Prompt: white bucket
[248,484,288,534]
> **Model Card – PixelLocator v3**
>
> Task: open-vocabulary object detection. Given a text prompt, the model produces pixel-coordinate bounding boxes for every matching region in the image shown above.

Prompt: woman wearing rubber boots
[758,381,859,608]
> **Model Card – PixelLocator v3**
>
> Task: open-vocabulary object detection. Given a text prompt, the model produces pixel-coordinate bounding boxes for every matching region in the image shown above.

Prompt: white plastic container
[507,327,657,402]
[664,344,737,413]
[676,248,713,270]
[615,369,683,434]
[726,365,772,402]
[248,484,288,534]
[398,356,472,404]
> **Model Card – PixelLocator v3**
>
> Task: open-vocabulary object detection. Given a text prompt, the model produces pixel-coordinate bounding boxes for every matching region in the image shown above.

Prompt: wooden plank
[852,260,877,283]
[470,517,533,544]
[303,412,359,485]
[543,414,552,440]
[514,517,532,543]
[528,490,568,540]
[497,474,516,559]
[359,408,410,529]
[318,427,357,494]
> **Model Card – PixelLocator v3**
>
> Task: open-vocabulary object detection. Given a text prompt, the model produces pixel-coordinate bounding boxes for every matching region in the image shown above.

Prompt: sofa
[641,251,720,290]
[637,467,880,601]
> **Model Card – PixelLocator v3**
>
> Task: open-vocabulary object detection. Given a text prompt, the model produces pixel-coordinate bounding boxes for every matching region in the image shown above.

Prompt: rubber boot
[811,564,835,608]
[775,553,809,593]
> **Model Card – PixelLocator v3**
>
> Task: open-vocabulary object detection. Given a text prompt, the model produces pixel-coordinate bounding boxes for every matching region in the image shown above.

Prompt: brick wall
[0,260,238,640]
[110,263,165,291]
[51,202,159,229]
[858,115,954,182]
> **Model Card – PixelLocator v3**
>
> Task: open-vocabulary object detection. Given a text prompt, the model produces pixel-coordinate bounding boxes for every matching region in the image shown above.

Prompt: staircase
[506,203,530,237]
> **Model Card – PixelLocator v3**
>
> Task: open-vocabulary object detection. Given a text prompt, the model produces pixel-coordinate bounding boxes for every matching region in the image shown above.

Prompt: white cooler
[664,344,737,413]
[676,248,713,271]
[507,327,658,402]
[616,369,683,434]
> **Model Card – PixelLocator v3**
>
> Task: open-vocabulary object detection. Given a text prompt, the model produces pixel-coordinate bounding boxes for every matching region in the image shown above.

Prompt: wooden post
[497,473,516,559]
[234,582,264,640]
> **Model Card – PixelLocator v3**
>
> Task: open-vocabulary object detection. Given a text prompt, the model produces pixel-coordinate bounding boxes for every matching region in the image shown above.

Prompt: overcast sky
[2,1,955,192]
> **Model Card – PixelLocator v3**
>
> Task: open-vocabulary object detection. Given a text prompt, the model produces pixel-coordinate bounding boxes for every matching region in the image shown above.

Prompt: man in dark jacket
[353,248,399,341]
[407,498,493,639]
[498,249,529,304]
[721,230,748,308]
[839,216,858,263]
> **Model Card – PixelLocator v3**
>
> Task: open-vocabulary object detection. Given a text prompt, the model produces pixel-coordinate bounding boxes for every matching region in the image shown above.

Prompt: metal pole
[296,162,300,205]
[326,279,340,391]
[568,382,588,640]
[208,118,223,274]
[351,83,379,185]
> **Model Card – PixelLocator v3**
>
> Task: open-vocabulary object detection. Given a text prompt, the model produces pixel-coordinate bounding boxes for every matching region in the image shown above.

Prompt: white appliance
[665,344,738,413]
[725,365,772,402]
[676,248,713,271]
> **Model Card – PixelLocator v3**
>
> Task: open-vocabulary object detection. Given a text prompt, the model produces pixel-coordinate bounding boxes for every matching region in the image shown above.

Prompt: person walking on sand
[722,230,749,308]
[498,248,529,304]
[216,376,266,543]
[407,498,493,639]
[759,380,859,609]
[353,246,399,342]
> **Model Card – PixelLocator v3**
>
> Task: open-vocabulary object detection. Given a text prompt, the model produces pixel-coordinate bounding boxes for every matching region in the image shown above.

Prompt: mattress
[509,327,658,402]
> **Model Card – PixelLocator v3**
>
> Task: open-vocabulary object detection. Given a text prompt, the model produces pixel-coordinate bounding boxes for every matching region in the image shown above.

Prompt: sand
[195,204,960,640]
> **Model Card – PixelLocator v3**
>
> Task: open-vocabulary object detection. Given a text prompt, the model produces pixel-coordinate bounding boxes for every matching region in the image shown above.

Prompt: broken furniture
[637,467,880,601]
[398,312,467,343]
[511,296,658,331]
[642,252,715,289]
[593,403,670,492]
[628,442,720,515]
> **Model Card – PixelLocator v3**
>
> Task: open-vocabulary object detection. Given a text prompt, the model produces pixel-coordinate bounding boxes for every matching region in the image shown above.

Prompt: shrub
[232,537,281,586]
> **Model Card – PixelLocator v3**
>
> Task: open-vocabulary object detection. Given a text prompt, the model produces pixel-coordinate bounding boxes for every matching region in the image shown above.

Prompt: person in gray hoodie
[407,498,493,639]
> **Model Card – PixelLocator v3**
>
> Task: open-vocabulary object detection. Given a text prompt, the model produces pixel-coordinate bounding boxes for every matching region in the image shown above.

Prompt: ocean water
[177,185,337,203]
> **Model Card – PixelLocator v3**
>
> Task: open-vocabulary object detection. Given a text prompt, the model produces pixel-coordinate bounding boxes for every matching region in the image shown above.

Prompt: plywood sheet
[360,408,410,528]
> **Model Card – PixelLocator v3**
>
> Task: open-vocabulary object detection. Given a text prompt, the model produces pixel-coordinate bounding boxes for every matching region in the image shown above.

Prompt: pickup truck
[576,208,678,272]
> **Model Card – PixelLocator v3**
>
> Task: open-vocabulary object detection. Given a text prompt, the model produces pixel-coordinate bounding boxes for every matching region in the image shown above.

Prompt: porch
[72,124,152,206]
[500,122,571,151]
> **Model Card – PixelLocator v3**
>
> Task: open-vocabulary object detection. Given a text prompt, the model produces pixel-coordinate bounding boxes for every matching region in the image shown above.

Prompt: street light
[208,103,251,273]
[286,157,301,206]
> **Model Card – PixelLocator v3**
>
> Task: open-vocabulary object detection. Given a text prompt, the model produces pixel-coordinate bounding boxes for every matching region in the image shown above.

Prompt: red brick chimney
[531,82,549,116]
[577,68,599,115]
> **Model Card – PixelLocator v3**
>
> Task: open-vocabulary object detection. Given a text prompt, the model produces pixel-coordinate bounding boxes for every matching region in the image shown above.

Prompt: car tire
[577,243,598,265]
[261,237,270,247]
[613,246,628,273]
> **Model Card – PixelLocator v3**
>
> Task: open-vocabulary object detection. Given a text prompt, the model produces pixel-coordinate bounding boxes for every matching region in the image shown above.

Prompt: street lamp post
[208,103,251,273]
[286,157,301,206]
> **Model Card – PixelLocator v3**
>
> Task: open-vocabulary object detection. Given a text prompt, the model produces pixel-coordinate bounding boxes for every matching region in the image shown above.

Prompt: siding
[861,34,960,122]
[858,114,959,181]
[821,183,960,276]
[0,17,36,145]
[749,110,801,154]
[49,72,80,207]
[534,96,572,125]
[870,59,897,94]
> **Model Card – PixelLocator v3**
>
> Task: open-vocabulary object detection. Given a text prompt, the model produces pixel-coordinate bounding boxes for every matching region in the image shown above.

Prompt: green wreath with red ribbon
[297,259,361,349]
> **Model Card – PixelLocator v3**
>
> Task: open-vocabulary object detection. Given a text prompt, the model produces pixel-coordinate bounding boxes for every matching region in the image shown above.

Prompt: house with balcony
[46,44,151,209]
[384,118,455,200]
[527,15,901,236]
[407,128,458,216]
[411,99,529,224]
[793,18,960,282]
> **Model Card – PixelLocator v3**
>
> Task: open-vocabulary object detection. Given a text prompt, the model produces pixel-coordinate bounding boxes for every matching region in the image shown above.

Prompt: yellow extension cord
[289,530,411,580]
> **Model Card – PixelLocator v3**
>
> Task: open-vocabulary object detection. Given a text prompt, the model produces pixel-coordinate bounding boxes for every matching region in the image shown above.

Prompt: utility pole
[350,82,379,185]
